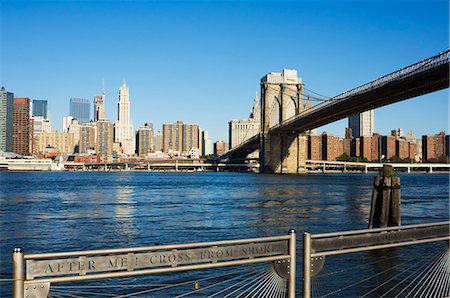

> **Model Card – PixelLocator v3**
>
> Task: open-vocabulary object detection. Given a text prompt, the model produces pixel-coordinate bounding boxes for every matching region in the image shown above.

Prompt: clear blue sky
[1,0,449,142]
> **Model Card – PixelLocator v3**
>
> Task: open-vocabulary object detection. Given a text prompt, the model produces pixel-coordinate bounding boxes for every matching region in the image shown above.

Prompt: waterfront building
[115,81,135,155]
[36,131,74,155]
[70,98,90,124]
[154,130,163,151]
[32,100,48,119]
[62,116,74,133]
[162,121,183,153]
[13,97,32,156]
[31,116,52,154]
[67,119,80,151]
[182,124,199,153]
[308,135,322,160]
[360,136,372,161]
[229,92,261,149]
[94,95,105,121]
[97,120,114,157]
[202,130,212,156]
[348,110,374,138]
[396,139,409,159]
[136,123,154,156]
[370,134,381,162]
[214,141,228,156]
[422,132,447,161]
[0,86,14,152]
[381,135,396,160]
[321,133,343,161]
[79,123,96,154]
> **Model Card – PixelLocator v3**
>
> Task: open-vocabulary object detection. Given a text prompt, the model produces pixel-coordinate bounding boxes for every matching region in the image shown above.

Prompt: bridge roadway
[64,160,259,172]
[224,50,450,167]
[306,160,450,173]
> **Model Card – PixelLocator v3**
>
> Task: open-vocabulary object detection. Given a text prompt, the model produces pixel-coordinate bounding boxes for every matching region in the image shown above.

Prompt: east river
[0,172,448,297]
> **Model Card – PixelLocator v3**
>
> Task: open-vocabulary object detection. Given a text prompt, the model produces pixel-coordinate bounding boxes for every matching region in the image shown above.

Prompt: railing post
[288,229,296,298]
[303,232,311,298]
[12,247,24,298]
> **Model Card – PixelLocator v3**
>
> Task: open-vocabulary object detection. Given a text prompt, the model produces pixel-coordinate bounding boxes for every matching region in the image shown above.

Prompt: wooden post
[369,165,400,229]
[368,176,381,228]
[390,176,401,226]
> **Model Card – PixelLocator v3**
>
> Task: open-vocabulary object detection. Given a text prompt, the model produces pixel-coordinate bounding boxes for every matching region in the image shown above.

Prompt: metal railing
[13,230,297,298]
[302,221,450,298]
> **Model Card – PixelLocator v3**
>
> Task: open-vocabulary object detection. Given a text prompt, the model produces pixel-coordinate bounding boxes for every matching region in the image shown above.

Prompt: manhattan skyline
[2,1,449,141]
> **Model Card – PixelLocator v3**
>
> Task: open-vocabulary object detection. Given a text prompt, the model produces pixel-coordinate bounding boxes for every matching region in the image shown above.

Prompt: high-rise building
[202,131,212,156]
[229,92,261,149]
[162,121,201,154]
[182,124,199,153]
[97,120,114,157]
[213,141,228,156]
[348,110,374,138]
[163,121,183,153]
[13,98,32,155]
[115,80,135,155]
[32,100,48,119]
[63,116,74,133]
[422,132,447,161]
[136,123,154,156]
[36,131,74,155]
[67,119,80,151]
[70,98,90,124]
[94,95,105,121]
[154,130,163,151]
[79,123,96,154]
[31,116,51,154]
[0,87,14,152]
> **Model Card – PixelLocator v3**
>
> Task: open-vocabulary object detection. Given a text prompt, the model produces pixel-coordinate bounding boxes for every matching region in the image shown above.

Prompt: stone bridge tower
[260,69,310,174]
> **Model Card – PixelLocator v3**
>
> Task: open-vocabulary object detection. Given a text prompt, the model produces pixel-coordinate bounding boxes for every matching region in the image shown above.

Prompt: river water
[0,172,448,297]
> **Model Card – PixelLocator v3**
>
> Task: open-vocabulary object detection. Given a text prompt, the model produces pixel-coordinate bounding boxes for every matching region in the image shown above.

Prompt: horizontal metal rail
[14,232,297,298]
[25,235,290,259]
[23,254,291,284]
[302,221,450,298]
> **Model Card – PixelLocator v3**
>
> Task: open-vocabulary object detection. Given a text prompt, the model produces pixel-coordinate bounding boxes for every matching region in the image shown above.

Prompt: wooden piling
[369,165,401,229]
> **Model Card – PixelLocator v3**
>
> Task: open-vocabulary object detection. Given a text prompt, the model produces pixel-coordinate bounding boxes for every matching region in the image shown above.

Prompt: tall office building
[32,100,48,119]
[13,98,32,155]
[163,120,183,153]
[36,131,75,155]
[79,123,96,154]
[229,92,261,149]
[70,98,90,124]
[202,130,212,156]
[154,130,163,151]
[97,120,114,157]
[136,123,154,156]
[115,80,135,155]
[94,95,105,121]
[0,86,14,152]
[182,124,199,153]
[348,110,374,138]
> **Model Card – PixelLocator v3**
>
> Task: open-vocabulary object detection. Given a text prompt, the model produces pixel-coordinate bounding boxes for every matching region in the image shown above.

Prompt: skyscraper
[0,86,14,152]
[348,110,374,138]
[97,120,114,157]
[115,80,135,155]
[163,121,183,153]
[13,97,32,155]
[70,98,90,124]
[32,100,48,119]
[229,92,261,149]
[202,130,212,156]
[136,123,154,156]
[94,95,105,121]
